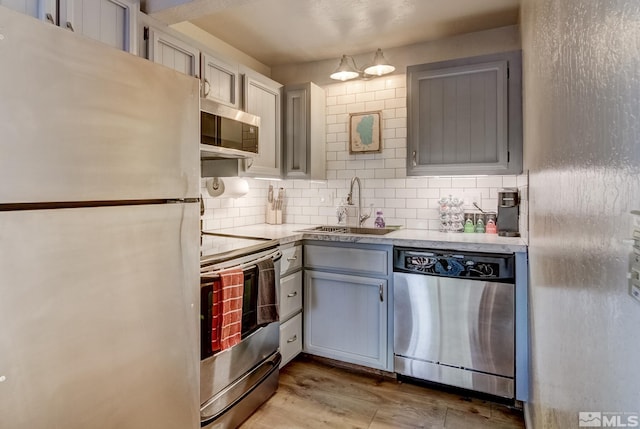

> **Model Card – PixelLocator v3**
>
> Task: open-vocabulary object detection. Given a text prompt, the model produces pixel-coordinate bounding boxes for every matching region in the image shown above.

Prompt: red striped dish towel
[219,268,244,350]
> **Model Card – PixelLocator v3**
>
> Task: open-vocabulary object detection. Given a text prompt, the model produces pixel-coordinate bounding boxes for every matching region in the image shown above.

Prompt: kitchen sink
[302,225,397,235]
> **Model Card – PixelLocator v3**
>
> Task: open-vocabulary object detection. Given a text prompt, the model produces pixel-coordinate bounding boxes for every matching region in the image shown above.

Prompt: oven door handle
[201,250,282,278]
[200,351,282,426]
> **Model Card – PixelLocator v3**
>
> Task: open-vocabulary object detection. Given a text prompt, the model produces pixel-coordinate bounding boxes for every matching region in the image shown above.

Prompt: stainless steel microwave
[200,98,260,159]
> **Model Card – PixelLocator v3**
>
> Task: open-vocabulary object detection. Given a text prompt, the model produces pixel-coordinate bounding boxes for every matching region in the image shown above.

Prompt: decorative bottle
[374,210,385,228]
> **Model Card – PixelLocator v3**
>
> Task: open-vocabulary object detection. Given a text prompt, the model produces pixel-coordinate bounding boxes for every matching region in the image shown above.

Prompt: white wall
[201,72,527,233]
[521,0,640,427]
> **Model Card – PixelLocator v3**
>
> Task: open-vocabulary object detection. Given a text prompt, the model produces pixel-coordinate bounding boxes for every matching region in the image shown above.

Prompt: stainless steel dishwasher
[393,247,515,398]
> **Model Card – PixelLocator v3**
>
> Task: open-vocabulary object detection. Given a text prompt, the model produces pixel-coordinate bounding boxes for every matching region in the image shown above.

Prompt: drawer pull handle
[287,335,297,343]
[286,255,298,261]
[287,291,297,298]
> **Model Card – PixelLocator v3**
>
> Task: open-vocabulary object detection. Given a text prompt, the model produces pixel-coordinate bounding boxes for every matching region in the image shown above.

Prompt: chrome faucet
[346,176,371,226]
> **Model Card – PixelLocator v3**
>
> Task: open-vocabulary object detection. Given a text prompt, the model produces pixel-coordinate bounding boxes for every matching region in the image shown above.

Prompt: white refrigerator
[0,7,200,429]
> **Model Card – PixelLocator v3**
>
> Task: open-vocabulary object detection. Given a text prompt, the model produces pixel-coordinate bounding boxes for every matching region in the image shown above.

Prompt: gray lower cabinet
[3,0,137,53]
[283,82,326,180]
[240,66,283,178]
[407,50,522,176]
[303,242,392,371]
[279,243,303,368]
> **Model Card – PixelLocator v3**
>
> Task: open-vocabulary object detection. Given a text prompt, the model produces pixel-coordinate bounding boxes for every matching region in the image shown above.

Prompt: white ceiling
[183,0,520,67]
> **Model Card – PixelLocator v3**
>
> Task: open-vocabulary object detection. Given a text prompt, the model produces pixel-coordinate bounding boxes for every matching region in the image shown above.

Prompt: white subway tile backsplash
[396,188,417,199]
[327,123,346,134]
[384,98,404,109]
[428,177,452,188]
[477,176,503,188]
[356,92,375,103]
[502,176,517,187]
[375,89,396,100]
[346,102,366,113]
[365,100,385,111]
[337,94,355,104]
[200,77,528,232]
[451,177,477,188]
[326,85,346,96]
[365,79,386,92]
[345,81,365,94]
[327,104,346,115]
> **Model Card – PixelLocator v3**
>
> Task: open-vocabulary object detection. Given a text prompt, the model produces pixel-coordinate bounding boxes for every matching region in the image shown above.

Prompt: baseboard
[524,402,533,429]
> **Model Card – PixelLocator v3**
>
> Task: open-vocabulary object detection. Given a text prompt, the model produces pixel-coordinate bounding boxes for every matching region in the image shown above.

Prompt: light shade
[330,55,360,81]
[363,48,395,76]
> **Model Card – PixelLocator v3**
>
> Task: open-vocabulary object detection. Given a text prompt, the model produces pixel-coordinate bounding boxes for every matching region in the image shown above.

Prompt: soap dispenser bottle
[374,210,385,228]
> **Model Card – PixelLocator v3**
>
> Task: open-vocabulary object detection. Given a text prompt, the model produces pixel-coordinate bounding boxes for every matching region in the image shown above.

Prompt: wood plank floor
[241,356,525,429]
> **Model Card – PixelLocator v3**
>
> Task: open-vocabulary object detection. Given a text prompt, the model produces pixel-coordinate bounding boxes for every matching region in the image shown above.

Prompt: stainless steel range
[200,232,281,428]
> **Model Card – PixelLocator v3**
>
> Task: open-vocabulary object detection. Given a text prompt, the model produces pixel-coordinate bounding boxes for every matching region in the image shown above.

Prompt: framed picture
[349,111,382,154]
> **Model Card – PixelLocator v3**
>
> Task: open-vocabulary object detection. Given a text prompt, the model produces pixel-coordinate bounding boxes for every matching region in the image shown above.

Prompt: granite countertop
[211,224,528,253]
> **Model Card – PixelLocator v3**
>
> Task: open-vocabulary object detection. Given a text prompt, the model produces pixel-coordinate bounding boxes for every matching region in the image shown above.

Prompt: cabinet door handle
[379,284,384,302]
[412,151,417,167]
[66,21,75,32]
[203,78,210,97]
[286,255,298,261]
[287,291,297,298]
[287,335,297,343]
[45,13,55,25]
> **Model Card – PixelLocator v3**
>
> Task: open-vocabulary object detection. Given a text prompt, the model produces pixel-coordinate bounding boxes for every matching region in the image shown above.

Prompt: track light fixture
[329,48,395,81]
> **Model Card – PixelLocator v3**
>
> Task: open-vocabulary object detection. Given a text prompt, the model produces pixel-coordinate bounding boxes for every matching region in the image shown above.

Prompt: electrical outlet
[317,190,335,207]
[462,190,482,210]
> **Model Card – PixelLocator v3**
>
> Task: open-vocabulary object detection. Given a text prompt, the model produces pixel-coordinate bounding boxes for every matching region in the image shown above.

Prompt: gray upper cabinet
[201,51,238,108]
[3,0,136,53]
[0,0,52,19]
[407,50,522,176]
[59,0,138,53]
[283,82,326,180]
[240,66,283,178]
[146,24,199,77]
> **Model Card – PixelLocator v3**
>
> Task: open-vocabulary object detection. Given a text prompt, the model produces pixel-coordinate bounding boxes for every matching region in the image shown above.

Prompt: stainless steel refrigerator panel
[0,8,199,203]
[0,203,200,429]
[394,273,515,378]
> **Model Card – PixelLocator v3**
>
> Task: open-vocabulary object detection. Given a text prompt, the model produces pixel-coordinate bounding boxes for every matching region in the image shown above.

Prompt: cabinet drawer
[280,271,302,321]
[280,313,302,368]
[280,245,302,275]
[305,244,388,276]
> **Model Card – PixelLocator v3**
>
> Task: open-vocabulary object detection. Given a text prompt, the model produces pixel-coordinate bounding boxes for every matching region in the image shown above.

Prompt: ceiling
[181,0,520,67]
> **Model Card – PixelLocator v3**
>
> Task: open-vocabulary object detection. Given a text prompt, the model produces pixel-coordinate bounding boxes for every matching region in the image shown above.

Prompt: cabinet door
[407,51,522,176]
[201,51,238,108]
[283,82,326,180]
[59,0,138,53]
[241,69,282,178]
[147,26,199,77]
[304,270,387,370]
[284,85,308,178]
[0,0,55,23]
